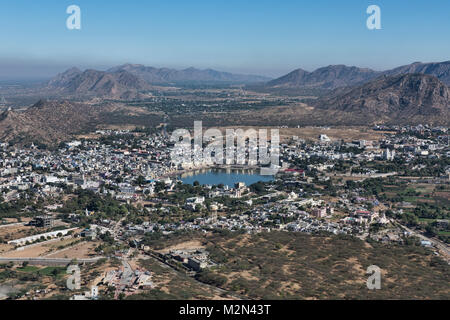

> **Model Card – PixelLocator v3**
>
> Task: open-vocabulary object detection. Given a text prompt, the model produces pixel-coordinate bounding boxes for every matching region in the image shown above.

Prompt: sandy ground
[0,237,82,258]
[128,254,149,270]
[1,242,57,258]
[211,126,388,143]
[0,224,35,242]
[0,218,31,224]
[277,127,388,142]
[157,240,205,254]
[0,244,14,255]
[45,241,100,259]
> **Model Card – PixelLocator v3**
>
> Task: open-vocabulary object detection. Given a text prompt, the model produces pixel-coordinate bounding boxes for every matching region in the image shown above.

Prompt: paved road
[120,257,134,286]
[112,215,128,241]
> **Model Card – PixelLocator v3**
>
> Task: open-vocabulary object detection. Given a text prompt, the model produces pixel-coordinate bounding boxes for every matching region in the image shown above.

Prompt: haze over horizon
[0,0,449,80]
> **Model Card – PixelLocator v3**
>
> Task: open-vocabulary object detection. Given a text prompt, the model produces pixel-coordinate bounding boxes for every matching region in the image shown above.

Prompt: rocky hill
[384,61,450,86]
[47,69,152,99]
[0,100,163,145]
[266,61,450,91]
[0,100,103,144]
[314,74,449,125]
[267,65,380,90]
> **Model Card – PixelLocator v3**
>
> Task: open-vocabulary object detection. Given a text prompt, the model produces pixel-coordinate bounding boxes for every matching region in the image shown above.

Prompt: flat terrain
[157,240,205,254]
[46,241,100,259]
[0,237,78,258]
[0,224,34,242]
[217,126,388,143]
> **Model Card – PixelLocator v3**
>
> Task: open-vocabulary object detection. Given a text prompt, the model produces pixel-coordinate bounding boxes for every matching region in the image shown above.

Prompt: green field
[17,266,40,273]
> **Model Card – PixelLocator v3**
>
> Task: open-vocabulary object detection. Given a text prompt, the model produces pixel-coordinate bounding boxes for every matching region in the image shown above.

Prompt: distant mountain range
[47,68,152,99]
[314,73,449,125]
[49,61,449,99]
[383,61,450,85]
[47,64,271,97]
[266,61,450,90]
[267,65,379,90]
[8,61,447,143]
[107,64,271,84]
[2,72,448,146]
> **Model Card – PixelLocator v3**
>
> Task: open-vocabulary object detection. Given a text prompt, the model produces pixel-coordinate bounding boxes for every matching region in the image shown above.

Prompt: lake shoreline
[177,166,275,188]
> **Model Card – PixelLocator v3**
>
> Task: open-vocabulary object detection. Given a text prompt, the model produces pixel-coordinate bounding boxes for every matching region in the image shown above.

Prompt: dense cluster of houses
[0,125,448,249]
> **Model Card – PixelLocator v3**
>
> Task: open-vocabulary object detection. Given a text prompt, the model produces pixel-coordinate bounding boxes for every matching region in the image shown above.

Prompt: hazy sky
[0,0,449,79]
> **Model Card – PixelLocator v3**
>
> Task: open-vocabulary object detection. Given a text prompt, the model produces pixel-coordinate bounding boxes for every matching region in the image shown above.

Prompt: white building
[319,134,331,143]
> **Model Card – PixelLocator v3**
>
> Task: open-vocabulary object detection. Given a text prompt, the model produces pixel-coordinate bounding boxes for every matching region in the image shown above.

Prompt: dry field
[0,224,35,242]
[157,240,205,254]
[211,125,388,143]
[0,244,14,255]
[1,237,76,258]
[0,218,31,224]
[0,237,94,259]
[45,241,100,259]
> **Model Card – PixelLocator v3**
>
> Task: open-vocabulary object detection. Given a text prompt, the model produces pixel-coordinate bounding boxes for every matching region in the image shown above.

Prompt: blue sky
[0,0,449,79]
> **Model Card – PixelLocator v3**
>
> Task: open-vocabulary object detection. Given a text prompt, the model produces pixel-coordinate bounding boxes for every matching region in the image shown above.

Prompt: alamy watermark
[66,5,81,30]
[66,265,81,290]
[170,121,280,175]
[65,5,380,31]
[66,265,98,298]
[366,265,381,290]
[367,5,381,30]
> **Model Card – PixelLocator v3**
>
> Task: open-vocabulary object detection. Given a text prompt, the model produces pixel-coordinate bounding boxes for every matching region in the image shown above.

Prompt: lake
[179,168,274,188]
